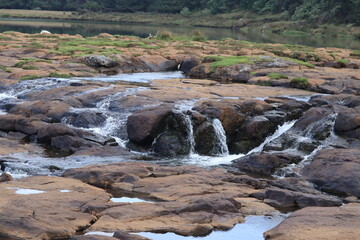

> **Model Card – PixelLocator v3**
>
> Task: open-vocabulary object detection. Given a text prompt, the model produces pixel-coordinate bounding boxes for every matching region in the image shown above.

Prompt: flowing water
[1,18,360,49]
[0,71,337,240]
[0,71,320,174]
[85,214,286,240]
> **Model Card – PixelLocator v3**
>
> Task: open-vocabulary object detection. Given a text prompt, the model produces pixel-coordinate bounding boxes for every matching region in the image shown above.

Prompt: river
[0,18,360,49]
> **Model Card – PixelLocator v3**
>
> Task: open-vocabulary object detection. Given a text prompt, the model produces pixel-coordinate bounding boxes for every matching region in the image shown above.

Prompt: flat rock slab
[63,162,278,236]
[265,204,360,240]
[0,176,111,240]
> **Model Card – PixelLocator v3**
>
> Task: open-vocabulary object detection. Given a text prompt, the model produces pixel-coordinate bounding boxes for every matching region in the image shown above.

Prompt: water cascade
[184,114,196,155]
[212,118,229,156]
[247,120,297,155]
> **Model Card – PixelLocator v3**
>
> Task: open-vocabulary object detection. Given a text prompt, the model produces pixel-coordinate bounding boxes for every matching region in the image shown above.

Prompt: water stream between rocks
[0,71,334,177]
[0,71,345,240]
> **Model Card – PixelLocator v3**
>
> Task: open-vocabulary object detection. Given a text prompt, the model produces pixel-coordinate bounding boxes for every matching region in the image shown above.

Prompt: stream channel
[0,71,339,239]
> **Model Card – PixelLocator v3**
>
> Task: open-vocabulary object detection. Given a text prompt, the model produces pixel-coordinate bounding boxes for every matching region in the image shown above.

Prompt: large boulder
[179,56,200,74]
[82,55,118,68]
[230,116,277,153]
[334,109,360,139]
[140,55,178,72]
[194,121,219,155]
[302,149,360,197]
[152,111,191,157]
[127,106,172,147]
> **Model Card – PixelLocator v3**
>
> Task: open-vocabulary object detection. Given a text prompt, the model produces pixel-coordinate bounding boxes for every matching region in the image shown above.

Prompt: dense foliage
[1,0,359,25]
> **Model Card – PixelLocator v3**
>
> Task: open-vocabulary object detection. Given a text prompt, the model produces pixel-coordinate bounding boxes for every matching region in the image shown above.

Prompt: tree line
[1,0,359,25]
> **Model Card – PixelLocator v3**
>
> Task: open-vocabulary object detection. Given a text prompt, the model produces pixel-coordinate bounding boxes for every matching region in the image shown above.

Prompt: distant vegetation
[1,0,359,25]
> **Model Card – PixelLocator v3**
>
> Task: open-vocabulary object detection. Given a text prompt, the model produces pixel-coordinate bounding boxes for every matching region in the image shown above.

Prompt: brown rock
[0,176,111,240]
[334,110,360,139]
[126,105,172,146]
[232,153,302,176]
[0,173,13,182]
[63,162,263,236]
[140,55,178,72]
[265,204,360,240]
[36,123,78,142]
[71,236,119,240]
[302,149,360,197]
[264,188,342,209]
[113,231,152,240]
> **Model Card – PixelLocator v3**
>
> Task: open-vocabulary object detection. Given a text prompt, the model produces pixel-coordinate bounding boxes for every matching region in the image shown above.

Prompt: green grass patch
[156,30,207,42]
[284,44,314,52]
[350,50,360,57]
[20,75,42,81]
[21,65,39,70]
[268,73,288,79]
[209,56,255,71]
[14,58,51,68]
[26,42,45,49]
[282,57,315,68]
[0,66,12,73]
[2,31,18,35]
[48,72,72,78]
[62,38,148,48]
[51,45,93,55]
[337,59,349,64]
[291,51,321,62]
[0,35,14,41]
[26,34,60,39]
[290,77,309,89]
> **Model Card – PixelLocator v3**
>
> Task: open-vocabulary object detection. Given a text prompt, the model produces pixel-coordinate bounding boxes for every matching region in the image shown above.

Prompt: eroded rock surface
[0,176,111,240]
[265,204,360,240]
[62,162,279,236]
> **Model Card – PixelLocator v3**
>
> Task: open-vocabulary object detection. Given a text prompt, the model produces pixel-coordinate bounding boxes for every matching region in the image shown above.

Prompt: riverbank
[0,32,360,239]
[1,9,359,41]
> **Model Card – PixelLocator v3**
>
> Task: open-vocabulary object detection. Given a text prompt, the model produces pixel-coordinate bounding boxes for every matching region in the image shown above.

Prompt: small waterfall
[273,114,341,178]
[184,114,196,155]
[212,118,229,156]
[247,120,297,155]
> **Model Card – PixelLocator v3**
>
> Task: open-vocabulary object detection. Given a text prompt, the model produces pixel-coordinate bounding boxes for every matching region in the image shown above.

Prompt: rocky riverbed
[0,32,360,240]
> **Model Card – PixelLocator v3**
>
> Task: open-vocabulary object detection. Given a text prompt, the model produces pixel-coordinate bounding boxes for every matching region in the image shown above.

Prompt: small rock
[0,173,13,182]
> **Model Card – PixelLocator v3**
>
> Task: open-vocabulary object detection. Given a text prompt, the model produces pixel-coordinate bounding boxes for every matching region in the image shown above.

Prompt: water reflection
[0,18,359,49]
[137,215,286,240]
